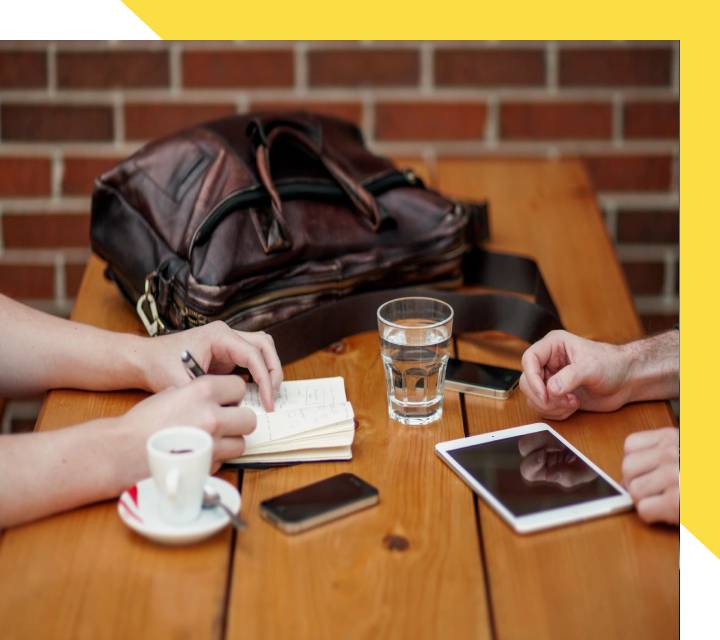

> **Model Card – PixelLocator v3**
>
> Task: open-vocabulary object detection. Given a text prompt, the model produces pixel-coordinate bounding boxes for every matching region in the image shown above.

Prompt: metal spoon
[202,486,247,531]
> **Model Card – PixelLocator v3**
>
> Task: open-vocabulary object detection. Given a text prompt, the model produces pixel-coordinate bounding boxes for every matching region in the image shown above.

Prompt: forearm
[0,294,148,396]
[622,330,679,403]
[0,418,147,528]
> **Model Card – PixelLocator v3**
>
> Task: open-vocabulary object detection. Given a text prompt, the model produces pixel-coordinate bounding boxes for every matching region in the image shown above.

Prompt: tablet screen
[446,429,620,516]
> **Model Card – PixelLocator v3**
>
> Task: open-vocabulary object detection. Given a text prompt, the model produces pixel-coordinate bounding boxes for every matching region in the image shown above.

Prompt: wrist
[105,414,150,492]
[620,332,679,403]
[111,332,153,392]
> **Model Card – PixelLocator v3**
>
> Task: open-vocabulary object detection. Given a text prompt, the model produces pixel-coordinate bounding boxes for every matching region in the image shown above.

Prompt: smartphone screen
[445,358,521,393]
[260,473,379,532]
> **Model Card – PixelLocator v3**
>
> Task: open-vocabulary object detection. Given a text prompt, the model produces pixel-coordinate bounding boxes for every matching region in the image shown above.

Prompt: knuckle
[627,478,642,501]
[193,377,214,399]
[203,411,219,436]
[208,320,225,333]
[636,500,653,522]
[661,445,679,465]
[621,456,633,481]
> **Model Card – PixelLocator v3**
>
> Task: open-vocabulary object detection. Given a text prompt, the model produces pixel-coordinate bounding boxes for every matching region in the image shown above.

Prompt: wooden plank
[225,161,492,640]
[0,256,237,640]
[435,159,678,640]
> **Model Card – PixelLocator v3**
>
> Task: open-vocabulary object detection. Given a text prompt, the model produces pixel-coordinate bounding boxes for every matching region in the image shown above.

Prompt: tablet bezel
[435,422,633,534]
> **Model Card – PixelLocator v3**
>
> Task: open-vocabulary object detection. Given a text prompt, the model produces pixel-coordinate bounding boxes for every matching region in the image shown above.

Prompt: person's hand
[118,375,256,476]
[138,321,283,411]
[622,427,679,525]
[519,330,633,420]
[518,431,598,488]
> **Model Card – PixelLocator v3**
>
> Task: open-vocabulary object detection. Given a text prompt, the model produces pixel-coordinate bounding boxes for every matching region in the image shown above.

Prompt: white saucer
[117,476,241,545]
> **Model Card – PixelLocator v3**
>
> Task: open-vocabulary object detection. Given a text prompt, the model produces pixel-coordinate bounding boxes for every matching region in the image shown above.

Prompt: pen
[181,350,206,380]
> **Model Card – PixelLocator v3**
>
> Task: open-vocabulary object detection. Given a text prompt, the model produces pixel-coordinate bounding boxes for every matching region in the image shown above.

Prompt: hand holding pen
[138,324,282,411]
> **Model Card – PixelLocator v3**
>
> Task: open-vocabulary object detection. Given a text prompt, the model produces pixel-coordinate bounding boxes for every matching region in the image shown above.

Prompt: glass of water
[377,297,454,426]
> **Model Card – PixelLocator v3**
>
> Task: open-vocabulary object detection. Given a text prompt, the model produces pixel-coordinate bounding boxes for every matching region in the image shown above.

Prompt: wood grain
[0,159,678,640]
[435,159,678,640]
[225,332,490,640]
[0,256,238,640]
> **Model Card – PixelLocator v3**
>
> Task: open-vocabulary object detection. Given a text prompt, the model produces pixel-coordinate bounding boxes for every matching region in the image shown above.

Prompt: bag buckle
[136,276,166,337]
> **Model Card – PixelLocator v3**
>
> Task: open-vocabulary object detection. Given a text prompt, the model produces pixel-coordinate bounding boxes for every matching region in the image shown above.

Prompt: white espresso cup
[146,426,213,525]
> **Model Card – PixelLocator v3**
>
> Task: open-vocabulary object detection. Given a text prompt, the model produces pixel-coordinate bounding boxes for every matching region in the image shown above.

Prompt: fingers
[213,436,248,462]
[627,463,679,503]
[520,331,582,420]
[637,487,680,525]
[625,427,678,453]
[219,332,275,411]
[211,405,257,437]
[203,405,255,463]
[621,428,680,525]
[621,446,664,482]
[191,375,247,407]
[522,387,579,420]
[237,331,284,392]
[520,352,548,406]
[546,362,588,397]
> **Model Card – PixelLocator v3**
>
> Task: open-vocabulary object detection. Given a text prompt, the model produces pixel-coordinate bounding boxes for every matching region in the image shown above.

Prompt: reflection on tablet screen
[447,430,620,516]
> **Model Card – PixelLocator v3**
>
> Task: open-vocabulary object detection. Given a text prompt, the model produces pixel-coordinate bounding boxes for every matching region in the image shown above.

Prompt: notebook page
[242,377,346,413]
[244,402,355,449]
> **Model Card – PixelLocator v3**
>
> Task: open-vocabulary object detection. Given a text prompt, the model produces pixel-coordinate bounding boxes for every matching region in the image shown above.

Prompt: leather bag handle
[248,120,385,231]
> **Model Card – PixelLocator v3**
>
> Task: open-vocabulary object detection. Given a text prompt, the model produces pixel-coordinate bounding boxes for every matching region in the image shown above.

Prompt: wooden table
[0,160,678,640]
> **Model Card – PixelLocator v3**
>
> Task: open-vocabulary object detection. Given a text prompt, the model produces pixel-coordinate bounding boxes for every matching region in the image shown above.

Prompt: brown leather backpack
[91,112,561,362]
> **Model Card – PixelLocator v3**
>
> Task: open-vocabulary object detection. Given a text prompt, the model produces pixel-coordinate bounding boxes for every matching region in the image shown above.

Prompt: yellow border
[120,0,709,556]
[113,1,718,558]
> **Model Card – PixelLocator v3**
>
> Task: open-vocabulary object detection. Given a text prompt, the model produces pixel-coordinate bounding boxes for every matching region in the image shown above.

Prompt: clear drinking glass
[377,297,454,426]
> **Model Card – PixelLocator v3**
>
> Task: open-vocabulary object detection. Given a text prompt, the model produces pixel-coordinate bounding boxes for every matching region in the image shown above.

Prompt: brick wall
[0,40,679,331]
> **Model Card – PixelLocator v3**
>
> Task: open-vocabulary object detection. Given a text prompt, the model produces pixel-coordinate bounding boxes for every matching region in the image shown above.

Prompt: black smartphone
[445,358,522,399]
[260,473,380,534]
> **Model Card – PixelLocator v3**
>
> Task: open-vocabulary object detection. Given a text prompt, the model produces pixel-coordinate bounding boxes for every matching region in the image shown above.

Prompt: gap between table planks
[0,257,239,640]
[436,158,678,640]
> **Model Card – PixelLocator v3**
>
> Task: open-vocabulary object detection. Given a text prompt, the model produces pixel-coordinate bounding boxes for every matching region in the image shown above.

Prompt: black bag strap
[252,199,563,363]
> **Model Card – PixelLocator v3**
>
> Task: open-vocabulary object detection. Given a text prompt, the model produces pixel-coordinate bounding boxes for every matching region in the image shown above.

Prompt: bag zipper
[176,242,466,327]
[189,169,421,253]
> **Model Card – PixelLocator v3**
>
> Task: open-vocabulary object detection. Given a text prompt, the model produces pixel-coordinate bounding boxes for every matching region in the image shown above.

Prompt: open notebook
[229,377,355,465]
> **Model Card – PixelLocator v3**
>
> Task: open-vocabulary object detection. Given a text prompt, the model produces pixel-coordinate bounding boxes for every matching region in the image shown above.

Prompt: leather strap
[254,124,383,231]
[247,248,563,363]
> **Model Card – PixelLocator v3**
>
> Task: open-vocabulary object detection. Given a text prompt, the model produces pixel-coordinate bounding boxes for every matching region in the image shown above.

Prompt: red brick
[57,50,169,89]
[621,262,665,294]
[500,101,612,140]
[582,155,673,191]
[0,157,51,196]
[65,263,86,297]
[435,49,545,87]
[249,101,362,126]
[308,49,419,87]
[124,102,236,140]
[617,209,679,243]
[63,156,121,195]
[183,49,293,88]
[0,51,47,88]
[624,101,679,139]
[640,313,679,334]
[0,264,55,298]
[559,47,673,87]
[2,213,90,248]
[1,104,114,142]
[375,102,486,141]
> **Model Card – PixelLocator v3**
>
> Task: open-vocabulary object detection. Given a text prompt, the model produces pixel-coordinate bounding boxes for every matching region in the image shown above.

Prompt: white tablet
[435,423,632,534]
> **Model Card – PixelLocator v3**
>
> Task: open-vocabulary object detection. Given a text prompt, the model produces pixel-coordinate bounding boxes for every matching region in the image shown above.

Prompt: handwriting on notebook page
[242,377,347,413]
[245,402,355,446]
